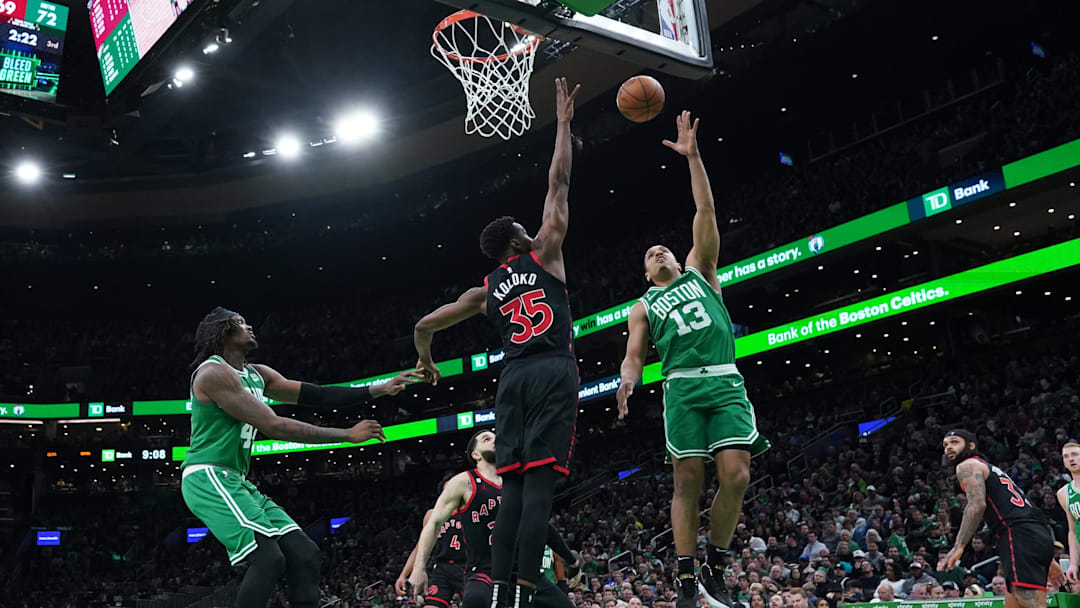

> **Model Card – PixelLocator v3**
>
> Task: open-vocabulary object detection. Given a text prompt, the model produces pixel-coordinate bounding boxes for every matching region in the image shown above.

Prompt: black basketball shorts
[424,562,465,608]
[494,354,579,477]
[996,523,1054,591]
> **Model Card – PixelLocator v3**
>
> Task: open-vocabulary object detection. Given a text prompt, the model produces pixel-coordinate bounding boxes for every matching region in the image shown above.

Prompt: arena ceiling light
[275,135,302,159]
[335,111,379,144]
[14,160,41,184]
[173,66,194,87]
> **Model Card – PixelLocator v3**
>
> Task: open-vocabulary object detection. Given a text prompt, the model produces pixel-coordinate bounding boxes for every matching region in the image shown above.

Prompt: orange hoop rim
[432,9,543,64]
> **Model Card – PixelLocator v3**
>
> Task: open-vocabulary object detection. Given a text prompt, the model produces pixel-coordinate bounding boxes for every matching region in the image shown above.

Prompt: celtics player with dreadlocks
[616,111,769,608]
[182,307,420,608]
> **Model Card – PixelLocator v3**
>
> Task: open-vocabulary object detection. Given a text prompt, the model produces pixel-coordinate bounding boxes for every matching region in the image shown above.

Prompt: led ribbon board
[0,0,68,103]
[76,138,1080,420]
[0,402,79,419]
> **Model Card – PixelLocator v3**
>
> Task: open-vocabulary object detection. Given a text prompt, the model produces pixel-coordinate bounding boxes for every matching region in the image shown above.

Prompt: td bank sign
[910,170,1005,220]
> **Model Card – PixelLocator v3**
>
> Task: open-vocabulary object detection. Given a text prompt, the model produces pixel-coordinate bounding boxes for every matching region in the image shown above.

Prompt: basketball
[616,75,665,122]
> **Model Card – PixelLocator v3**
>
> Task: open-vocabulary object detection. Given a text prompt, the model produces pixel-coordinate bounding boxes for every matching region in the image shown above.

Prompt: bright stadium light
[175,66,195,82]
[276,135,301,158]
[335,111,378,143]
[14,161,41,184]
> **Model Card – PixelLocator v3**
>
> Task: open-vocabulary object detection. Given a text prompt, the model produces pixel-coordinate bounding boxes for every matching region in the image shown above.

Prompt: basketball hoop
[431,10,542,140]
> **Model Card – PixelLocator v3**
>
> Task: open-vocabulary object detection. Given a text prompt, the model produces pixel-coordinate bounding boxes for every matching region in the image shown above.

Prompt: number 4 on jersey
[498,289,553,344]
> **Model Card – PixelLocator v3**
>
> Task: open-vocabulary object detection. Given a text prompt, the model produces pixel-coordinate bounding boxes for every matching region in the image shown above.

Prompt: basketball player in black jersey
[396,475,467,608]
[407,431,578,608]
[414,77,581,608]
[938,430,1064,608]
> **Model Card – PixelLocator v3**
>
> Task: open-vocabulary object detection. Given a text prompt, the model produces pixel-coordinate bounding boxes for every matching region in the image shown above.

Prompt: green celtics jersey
[183,355,266,476]
[1066,482,1080,543]
[640,266,735,375]
[541,546,556,582]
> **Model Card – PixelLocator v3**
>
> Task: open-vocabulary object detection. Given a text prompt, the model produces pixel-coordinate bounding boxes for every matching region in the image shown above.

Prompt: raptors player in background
[407,431,578,608]
[938,430,1065,608]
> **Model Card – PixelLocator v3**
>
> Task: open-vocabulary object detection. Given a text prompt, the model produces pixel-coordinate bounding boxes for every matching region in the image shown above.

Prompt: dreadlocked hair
[189,307,239,372]
[479,215,518,261]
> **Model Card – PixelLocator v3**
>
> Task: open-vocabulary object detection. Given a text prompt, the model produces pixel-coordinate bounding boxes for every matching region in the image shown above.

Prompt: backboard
[434,0,714,79]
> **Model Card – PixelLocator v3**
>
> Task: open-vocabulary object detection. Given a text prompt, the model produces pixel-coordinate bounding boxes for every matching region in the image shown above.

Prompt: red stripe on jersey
[425,597,451,607]
[1011,582,1047,591]
[530,250,544,269]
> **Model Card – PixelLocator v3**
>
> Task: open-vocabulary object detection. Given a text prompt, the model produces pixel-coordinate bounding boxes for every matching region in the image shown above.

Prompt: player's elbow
[967,500,986,514]
[415,316,436,334]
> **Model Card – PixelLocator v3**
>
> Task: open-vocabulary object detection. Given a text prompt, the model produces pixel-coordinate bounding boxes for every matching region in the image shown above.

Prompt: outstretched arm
[396,509,434,596]
[938,459,987,570]
[414,286,487,384]
[665,111,721,293]
[193,364,385,444]
[616,302,650,420]
[408,474,470,602]
[532,77,580,283]
[253,364,421,406]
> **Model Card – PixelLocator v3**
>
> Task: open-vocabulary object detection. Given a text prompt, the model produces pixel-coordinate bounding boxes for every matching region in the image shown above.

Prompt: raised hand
[661,110,700,157]
[347,419,385,444]
[555,77,581,123]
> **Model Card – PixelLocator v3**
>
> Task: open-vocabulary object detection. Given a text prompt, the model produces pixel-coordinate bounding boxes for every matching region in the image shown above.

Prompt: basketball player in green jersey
[182,307,420,608]
[615,112,769,608]
[1057,441,1080,587]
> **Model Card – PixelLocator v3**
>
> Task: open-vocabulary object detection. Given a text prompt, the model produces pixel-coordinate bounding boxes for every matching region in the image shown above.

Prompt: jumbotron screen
[89,0,196,95]
[0,0,67,103]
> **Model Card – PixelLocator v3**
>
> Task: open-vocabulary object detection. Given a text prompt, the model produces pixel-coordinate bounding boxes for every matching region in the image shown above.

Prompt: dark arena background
[2,0,1080,607]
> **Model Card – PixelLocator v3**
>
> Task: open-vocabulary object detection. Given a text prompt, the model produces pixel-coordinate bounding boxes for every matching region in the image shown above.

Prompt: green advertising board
[172,416,438,461]
[26,138,1080,422]
[845,592,1078,608]
[0,402,80,419]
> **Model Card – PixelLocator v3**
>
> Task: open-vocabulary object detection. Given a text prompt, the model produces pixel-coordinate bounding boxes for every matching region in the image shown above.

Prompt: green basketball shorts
[181,464,300,565]
[661,364,771,461]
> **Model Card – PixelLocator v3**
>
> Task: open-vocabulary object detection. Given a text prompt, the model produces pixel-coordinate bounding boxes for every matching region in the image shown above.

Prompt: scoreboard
[89,0,196,95]
[0,0,67,103]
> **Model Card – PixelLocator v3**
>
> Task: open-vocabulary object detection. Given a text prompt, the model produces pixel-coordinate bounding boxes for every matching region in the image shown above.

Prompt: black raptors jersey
[431,515,466,565]
[484,251,574,362]
[958,457,1046,534]
[460,469,502,569]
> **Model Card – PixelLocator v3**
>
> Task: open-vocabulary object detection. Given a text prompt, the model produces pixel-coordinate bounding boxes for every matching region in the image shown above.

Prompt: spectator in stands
[961,536,996,581]
[941,582,960,598]
[879,563,905,599]
[872,583,895,603]
[991,576,1007,597]
[928,584,945,599]
[803,532,827,560]
[910,583,930,600]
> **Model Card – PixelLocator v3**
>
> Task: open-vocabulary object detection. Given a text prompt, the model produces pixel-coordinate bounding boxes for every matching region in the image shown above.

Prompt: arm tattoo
[954,464,986,548]
[276,418,349,444]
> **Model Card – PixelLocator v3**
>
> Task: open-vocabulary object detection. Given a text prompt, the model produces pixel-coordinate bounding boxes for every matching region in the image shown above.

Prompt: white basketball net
[431,11,541,140]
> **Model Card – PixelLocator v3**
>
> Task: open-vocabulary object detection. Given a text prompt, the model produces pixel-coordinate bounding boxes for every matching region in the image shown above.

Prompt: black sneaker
[698,562,743,608]
[676,575,698,608]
